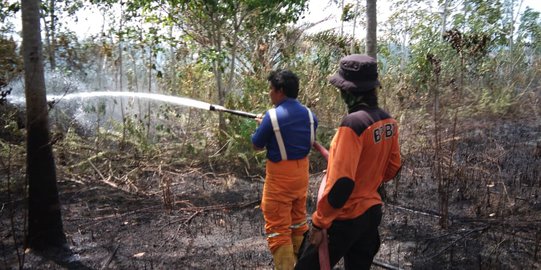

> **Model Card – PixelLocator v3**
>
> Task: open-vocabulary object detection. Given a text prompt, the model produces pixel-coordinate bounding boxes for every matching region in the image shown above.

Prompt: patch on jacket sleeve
[328,177,355,209]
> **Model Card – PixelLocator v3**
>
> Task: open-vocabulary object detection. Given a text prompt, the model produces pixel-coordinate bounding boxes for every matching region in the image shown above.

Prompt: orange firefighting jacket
[312,107,401,229]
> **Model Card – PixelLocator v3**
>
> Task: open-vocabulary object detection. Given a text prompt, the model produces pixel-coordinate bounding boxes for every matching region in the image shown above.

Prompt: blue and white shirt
[252,98,318,162]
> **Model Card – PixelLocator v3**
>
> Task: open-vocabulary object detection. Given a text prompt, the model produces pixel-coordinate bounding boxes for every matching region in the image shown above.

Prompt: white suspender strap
[307,107,315,145]
[269,108,288,161]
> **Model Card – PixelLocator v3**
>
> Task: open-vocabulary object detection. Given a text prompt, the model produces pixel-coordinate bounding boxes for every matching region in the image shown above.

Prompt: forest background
[0,0,540,269]
[2,0,539,171]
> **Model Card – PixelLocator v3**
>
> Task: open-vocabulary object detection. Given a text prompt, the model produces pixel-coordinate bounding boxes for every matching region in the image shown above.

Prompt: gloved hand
[307,224,324,247]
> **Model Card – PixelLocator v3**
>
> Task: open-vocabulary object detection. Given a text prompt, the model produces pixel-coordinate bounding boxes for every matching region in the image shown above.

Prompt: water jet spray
[43,91,259,119]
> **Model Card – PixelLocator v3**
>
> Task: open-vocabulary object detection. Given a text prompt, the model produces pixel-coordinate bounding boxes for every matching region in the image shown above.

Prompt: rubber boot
[272,244,296,270]
[292,235,305,258]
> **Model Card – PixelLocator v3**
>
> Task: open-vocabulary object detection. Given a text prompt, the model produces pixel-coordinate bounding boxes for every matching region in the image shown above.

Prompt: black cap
[329,54,380,93]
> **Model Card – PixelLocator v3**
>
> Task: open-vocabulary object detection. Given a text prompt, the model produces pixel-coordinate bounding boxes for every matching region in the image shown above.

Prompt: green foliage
[474,86,516,116]
[0,108,24,145]
[0,1,19,25]
[452,0,506,47]
[83,100,106,115]
[122,114,154,152]
[341,3,356,22]
[3,0,540,176]
[0,36,22,90]
[517,7,541,54]
[221,116,261,168]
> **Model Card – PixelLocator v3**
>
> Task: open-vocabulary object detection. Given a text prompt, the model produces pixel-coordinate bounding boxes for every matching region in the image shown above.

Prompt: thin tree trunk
[41,0,56,69]
[440,0,451,39]
[169,22,177,93]
[226,8,240,95]
[95,12,107,152]
[365,0,377,59]
[209,13,226,135]
[131,50,143,130]
[147,46,152,140]
[508,0,515,53]
[22,0,66,250]
[214,61,226,132]
[48,0,56,69]
[117,12,126,148]
[350,0,358,54]
[340,0,345,37]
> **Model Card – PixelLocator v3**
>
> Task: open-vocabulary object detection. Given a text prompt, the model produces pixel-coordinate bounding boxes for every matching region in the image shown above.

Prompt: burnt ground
[1,115,541,270]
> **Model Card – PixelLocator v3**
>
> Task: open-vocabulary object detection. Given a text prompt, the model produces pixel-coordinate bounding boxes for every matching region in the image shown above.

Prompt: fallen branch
[386,203,441,219]
[160,200,261,226]
[176,200,260,212]
[419,226,490,261]
[100,244,119,270]
[88,159,117,188]
[373,259,403,270]
[79,205,161,229]
[184,210,203,225]
[66,151,107,169]
[60,177,86,185]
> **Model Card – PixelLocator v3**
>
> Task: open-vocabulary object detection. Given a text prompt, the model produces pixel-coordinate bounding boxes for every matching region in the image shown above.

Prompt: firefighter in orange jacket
[296,54,401,270]
[252,69,318,270]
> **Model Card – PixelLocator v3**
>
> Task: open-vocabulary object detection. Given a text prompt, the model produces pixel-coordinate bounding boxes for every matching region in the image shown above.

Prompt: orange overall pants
[261,157,310,253]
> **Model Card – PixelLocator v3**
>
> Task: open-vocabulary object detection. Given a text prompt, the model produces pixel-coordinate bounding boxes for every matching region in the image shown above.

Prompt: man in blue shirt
[252,69,318,270]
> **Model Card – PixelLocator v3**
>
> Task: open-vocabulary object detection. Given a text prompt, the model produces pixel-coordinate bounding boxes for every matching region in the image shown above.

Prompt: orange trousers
[261,157,310,253]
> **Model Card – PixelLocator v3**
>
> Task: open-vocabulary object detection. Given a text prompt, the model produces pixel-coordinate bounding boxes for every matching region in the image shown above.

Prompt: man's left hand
[255,113,264,125]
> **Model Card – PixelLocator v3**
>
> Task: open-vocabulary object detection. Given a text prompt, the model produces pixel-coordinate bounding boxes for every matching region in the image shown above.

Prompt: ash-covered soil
[1,117,540,270]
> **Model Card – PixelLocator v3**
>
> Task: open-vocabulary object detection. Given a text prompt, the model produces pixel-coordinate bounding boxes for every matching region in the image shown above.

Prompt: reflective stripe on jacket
[251,98,318,162]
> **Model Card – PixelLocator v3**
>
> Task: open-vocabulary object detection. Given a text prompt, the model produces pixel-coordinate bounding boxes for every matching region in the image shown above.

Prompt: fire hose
[209,104,258,118]
[311,141,331,270]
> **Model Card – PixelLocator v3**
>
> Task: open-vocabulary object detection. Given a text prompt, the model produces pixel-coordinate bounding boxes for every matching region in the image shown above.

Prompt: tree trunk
[508,0,515,53]
[340,0,345,37]
[350,0,359,54]
[147,46,152,140]
[209,13,226,135]
[365,0,377,59]
[440,0,451,39]
[117,13,126,148]
[41,0,56,69]
[214,60,226,133]
[48,0,56,70]
[226,10,240,97]
[22,0,66,250]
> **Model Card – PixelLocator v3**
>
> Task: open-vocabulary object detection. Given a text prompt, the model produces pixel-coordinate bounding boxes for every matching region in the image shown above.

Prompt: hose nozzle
[209,104,257,119]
